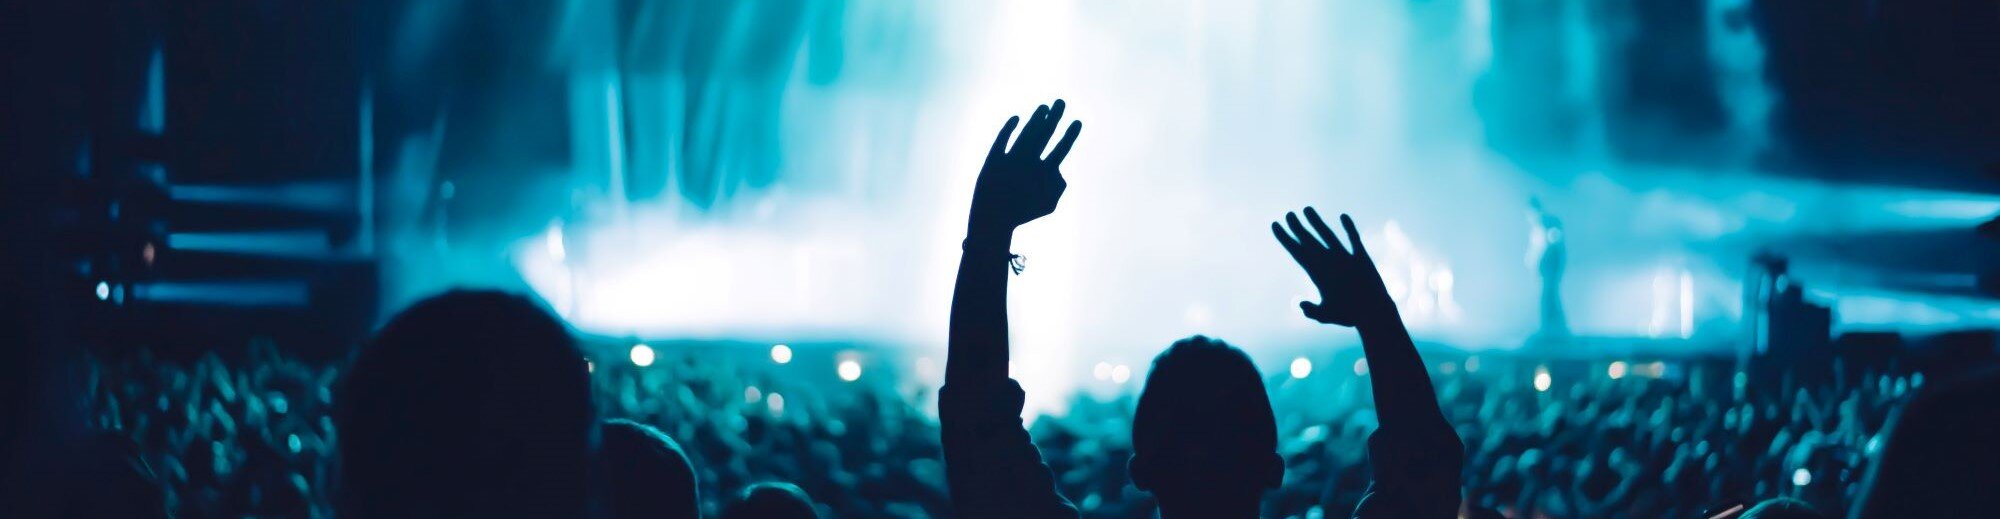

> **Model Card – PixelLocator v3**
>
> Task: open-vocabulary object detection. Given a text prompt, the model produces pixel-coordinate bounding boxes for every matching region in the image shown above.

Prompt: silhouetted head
[720,482,820,519]
[334,290,592,518]
[1742,497,1823,519]
[1128,336,1282,516]
[598,419,699,519]
[1853,369,2000,518]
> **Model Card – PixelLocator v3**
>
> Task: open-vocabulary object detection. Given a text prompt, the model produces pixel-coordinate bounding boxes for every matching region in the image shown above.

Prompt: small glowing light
[1533,366,1552,392]
[838,360,862,382]
[1093,362,1112,381]
[585,360,594,373]
[1439,362,1457,375]
[1290,357,1313,379]
[745,386,762,403]
[767,393,785,415]
[95,282,110,300]
[1792,468,1812,487]
[1608,361,1628,380]
[287,434,302,454]
[1110,365,1132,384]
[1464,356,1481,373]
[1643,361,1667,378]
[629,344,655,367]
[1353,358,1370,376]
[770,344,793,364]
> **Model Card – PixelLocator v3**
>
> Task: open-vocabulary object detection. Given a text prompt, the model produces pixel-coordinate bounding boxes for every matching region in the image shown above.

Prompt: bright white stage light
[771,344,793,364]
[1290,357,1313,379]
[629,343,655,367]
[1533,366,1552,392]
[838,360,862,382]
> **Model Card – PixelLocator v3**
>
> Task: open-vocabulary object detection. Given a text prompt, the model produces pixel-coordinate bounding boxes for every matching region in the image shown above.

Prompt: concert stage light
[630,343,655,367]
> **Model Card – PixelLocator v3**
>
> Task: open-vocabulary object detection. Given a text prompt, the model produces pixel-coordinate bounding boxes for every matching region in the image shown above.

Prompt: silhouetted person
[938,100,1085,518]
[720,482,821,519]
[334,290,593,518]
[1526,197,1568,344]
[1851,368,2000,518]
[1740,497,1824,519]
[938,100,1460,518]
[598,419,700,519]
[1128,337,1284,517]
[1272,207,1465,517]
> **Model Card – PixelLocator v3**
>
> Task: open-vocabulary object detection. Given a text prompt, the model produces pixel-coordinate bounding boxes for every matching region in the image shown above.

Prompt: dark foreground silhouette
[335,290,595,518]
[939,100,1463,518]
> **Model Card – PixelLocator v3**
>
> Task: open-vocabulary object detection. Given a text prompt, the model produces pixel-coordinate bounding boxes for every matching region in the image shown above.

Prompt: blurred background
[4,0,1995,517]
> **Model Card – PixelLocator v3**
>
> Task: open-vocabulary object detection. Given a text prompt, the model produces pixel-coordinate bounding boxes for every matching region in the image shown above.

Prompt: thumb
[1300,301,1327,322]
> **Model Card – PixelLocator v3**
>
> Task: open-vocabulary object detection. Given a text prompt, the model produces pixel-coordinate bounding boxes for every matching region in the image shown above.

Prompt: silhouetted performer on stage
[1527,197,1569,344]
[938,100,1462,518]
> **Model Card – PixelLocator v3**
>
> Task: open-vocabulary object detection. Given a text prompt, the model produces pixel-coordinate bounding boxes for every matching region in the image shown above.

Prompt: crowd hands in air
[78,101,2000,518]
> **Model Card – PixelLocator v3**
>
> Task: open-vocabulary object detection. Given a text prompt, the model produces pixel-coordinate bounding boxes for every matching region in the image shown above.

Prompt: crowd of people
[72,101,2000,518]
[83,326,1932,518]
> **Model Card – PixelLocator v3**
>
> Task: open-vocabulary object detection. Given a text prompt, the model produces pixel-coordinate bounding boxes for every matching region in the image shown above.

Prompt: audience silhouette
[939,100,1463,518]
[1740,497,1825,519]
[1271,207,1466,518]
[1852,368,2000,518]
[720,482,822,519]
[598,419,700,519]
[1128,337,1284,518]
[334,290,594,518]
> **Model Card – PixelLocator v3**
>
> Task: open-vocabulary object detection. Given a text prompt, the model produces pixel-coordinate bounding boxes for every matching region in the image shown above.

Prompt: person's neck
[1155,494,1262,519]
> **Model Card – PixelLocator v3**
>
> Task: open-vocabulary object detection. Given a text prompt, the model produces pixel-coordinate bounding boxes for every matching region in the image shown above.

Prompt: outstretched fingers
[1045,120,1082,165]
[1303,207,1347,255]
[1340,213,1369,258]
[1273,222,1309,264]
[988,116,1021,159]
[1012,102,1057,157]
[1285,212,1326,252]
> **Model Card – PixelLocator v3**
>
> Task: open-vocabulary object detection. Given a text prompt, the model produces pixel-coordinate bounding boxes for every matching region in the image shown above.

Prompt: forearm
[946,227,1015,384]
[1355,308,1449,432]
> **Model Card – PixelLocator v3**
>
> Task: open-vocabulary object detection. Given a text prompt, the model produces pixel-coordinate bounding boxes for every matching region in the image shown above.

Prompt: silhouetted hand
[1272,207,1395,327]
[967,100,1082,237]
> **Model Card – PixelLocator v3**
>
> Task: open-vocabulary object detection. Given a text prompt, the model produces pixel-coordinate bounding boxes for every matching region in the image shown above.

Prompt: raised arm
[940,100,1082,519]
[1272,207,1463,518]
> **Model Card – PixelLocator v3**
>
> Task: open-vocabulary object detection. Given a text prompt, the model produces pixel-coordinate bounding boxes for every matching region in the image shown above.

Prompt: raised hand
[967,100,1083,237]
[1272,207,1396,327]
